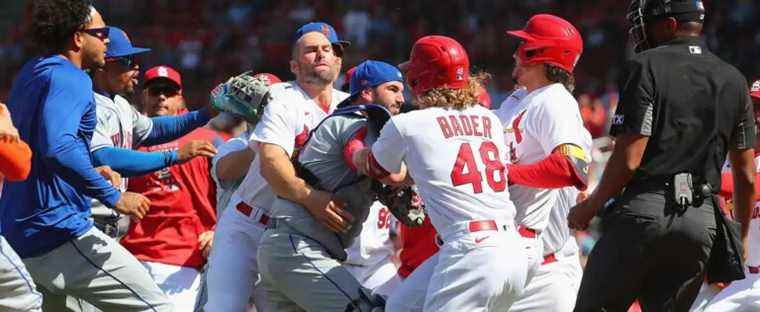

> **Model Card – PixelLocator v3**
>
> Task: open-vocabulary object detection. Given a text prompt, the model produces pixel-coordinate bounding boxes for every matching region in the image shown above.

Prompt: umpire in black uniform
[567,0,756,310]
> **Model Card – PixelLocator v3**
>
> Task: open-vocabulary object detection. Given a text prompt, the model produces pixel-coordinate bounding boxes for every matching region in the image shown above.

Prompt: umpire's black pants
[574,186,717,312]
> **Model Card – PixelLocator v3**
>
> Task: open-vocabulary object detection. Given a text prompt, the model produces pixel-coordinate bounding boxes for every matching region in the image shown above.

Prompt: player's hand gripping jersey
[271,104,392,261]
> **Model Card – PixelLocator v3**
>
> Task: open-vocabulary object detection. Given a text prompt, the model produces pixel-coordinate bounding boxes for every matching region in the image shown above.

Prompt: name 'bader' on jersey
[436,114,493,139]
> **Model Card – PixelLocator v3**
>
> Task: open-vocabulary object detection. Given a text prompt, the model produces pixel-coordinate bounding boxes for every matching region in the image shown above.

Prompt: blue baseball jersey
[0,55,121,258]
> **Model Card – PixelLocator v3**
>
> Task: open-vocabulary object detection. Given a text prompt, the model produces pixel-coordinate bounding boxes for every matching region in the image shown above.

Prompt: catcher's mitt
[375,184,425,227]
[210,71,273,123]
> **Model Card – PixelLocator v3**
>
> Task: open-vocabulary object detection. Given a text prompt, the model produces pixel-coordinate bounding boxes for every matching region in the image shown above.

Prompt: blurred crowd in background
[1,0,759,262]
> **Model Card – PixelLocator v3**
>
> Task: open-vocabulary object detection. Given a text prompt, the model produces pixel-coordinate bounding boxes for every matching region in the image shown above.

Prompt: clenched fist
[177,140,217,163]
[114,192,151,219]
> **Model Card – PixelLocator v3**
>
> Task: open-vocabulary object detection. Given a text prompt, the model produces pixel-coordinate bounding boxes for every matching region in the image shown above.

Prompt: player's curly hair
[545,65,575,93]
[30,0,93,53]
[415,72,491,111]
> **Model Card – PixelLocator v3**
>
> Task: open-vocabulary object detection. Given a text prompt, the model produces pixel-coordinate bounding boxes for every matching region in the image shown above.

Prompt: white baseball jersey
[344,201,394,267]
[372,105,516,231]
[493,84,592,254]
[91,91,154,192]
[233,82,349,213]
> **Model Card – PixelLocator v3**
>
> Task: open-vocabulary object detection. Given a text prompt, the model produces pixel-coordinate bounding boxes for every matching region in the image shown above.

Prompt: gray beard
[303,72,333,87]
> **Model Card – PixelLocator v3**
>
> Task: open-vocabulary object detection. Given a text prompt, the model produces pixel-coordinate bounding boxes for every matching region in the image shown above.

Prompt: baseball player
[0,102,42,312]
[392,72,493,282]
[338,61,405,299]
[494,14,591,311]
[90,28,218,238]
[258,60,412,311]
[370,35,529,311]
[256,59,413,311]
[192,72,281,311]
[1,2,172,310]
[204,22,350,312]
[119,70,223,310]
[690,79,760,312]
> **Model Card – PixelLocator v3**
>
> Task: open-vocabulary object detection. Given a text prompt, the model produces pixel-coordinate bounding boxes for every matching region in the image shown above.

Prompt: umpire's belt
[236,201,270,226]
[628,175,710,195]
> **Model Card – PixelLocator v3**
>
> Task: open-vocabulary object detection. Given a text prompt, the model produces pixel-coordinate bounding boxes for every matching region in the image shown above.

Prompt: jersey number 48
[450,142,507,193]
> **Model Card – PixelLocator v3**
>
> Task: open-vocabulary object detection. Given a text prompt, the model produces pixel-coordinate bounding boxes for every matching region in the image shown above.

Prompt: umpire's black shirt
[610,36,755,188]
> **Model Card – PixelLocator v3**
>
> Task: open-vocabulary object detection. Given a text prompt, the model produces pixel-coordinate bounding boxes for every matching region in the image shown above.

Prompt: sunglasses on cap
[147,83,180,97]
[79,27,110,41]
[106,56,136,68]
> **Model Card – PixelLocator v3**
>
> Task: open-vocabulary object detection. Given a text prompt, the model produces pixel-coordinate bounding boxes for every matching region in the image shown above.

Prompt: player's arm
[727,91,757,258]
[571,133,648,226]
[362,119,408,183]
[40,75,120,207]
[507,143,589,190]
[569,58,654,230]
[214,138,254,184]
[92,147,177,177]
[140,106,213,146]
[259,142,352,232]
[344,125,407,185]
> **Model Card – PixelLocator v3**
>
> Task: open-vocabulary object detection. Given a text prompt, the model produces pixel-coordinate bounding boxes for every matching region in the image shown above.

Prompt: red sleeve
[0,136,32,181]
[343,126,368,172]
[507,151,587,190]
[719,171,734,198]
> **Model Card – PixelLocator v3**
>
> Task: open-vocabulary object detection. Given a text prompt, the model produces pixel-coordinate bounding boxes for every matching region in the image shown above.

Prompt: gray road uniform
[257,105,389,312]
[90,91,154,237]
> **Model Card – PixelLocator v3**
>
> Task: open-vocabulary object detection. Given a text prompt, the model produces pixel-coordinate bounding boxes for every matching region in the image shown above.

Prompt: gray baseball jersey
[90,92,154,235]
[270,111,380,261]
[91,92,154,191]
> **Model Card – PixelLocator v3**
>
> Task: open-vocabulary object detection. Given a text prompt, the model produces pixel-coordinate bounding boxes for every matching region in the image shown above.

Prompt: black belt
[627,173,713,211]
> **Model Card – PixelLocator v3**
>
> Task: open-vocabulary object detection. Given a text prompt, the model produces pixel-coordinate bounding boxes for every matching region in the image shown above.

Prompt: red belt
[467,220,508,232]
[542,253,557,265]
[236,202,270,226]
[518,225,539,238]
[749,266,760,274]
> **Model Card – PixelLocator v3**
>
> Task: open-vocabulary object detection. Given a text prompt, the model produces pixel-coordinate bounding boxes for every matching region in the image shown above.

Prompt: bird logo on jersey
[504,110,527,164]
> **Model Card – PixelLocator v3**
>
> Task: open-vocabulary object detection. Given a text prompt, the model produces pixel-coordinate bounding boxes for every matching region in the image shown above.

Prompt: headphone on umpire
[627,0,706,53]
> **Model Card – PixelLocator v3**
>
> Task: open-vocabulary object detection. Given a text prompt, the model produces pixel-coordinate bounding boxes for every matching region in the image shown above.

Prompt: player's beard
[301,62,339,87]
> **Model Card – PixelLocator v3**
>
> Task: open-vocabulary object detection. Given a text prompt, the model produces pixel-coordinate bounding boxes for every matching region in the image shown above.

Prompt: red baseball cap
[751,79,760,101]
[144,66,182,89]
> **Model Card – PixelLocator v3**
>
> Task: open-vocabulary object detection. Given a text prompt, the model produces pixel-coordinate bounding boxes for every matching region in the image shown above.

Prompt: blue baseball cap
[349,60,403,98]
[105,26,150,58]
[293,22,350,49]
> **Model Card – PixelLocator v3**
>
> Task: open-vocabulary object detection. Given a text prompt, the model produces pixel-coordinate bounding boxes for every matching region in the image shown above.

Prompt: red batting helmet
[506,14,583,73]
[405,35,470,96]
[751,79,760,101]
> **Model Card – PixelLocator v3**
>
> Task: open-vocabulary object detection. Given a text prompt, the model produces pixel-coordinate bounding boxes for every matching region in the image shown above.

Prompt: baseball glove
[375,184,425,227]
[210,71,272,123]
